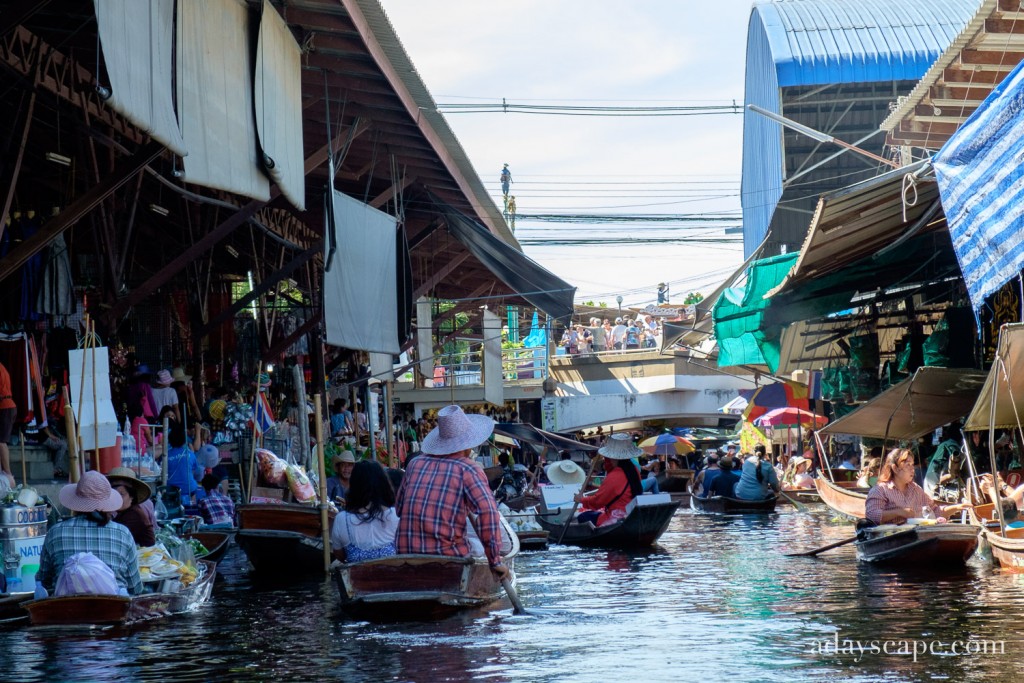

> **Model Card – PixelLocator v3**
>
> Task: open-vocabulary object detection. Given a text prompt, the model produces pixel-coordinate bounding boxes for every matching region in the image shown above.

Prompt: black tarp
[494,423,598,452]
[430,195,576,321]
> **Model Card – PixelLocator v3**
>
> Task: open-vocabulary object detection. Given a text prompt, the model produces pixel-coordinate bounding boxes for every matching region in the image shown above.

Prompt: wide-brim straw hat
[171,367,192,383]
[59,470,123,512]
[547,460,586,485]
[421,405,494,455]
[790,455,810,469]
[333,451,356,465]
[598,433,643,460]
[105,467,153,505]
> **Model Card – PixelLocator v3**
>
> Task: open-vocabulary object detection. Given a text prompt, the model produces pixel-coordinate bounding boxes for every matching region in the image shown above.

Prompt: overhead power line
[436,101,742,116]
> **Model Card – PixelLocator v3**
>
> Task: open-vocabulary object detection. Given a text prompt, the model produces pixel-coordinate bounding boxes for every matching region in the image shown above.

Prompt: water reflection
[5,509,1024,681]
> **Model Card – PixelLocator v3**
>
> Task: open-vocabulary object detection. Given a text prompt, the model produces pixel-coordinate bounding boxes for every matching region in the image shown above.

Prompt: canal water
[5,507,1024,682]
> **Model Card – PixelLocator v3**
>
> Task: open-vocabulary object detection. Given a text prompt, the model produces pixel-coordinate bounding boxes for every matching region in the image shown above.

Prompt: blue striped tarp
[933,60,1024,313]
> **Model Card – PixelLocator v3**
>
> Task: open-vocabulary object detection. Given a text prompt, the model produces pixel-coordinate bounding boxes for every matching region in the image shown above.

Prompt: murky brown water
[4,507,1024,682]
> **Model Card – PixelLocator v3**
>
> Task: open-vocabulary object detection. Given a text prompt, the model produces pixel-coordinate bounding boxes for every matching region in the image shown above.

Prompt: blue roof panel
[753,0,980,87]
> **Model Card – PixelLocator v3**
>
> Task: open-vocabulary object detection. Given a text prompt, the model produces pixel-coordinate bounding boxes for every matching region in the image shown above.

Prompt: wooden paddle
[555,454,603,544]
[779,489,808,512]
[785,535,858,557]
[501,576,527,615]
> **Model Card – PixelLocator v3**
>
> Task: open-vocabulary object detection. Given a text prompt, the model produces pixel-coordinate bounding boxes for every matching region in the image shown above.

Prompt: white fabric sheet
[255,0,305,210]
[94,0,186,155]
[177,0,270,200]
[323,191,400,354]
[416,298,433,380]
[483,309,503,407]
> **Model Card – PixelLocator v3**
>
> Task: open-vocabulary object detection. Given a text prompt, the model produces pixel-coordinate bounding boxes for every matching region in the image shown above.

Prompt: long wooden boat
[668,490,692,507]
[690,494,777,514]
[0,592,32,628]
[982,527,1024,569]
[23,559,217,627]
[186,531,232,564]
[778,488,821,505]
[504,492,542,512]
[657,468,694,493]
[236,503,335,575]
[336,522,520,620]
[814,477,868,518]
[537,499,679,548]
[855,523,979,568]
[514,529,549,550]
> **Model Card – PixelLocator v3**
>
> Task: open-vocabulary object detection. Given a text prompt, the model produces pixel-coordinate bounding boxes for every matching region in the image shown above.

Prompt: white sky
[380,1,754,308]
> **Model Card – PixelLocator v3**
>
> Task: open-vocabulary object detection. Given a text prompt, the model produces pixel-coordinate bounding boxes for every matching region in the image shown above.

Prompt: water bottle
[922,506,934,521]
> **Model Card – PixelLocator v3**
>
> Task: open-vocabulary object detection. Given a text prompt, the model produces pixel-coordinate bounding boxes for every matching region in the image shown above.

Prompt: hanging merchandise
[0,333,46,430]
[36,232,75,316]
[68,322,119,451]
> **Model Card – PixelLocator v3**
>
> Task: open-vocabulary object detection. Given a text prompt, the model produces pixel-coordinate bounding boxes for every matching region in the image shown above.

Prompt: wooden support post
[63,387,80,483]
[314,394,330,573]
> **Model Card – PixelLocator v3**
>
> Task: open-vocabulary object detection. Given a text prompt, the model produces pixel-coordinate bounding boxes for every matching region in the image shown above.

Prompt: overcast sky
[380,1,754,308]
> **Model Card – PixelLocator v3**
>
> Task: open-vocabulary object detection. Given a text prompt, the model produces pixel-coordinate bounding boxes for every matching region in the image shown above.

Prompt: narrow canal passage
[5,508,1024,682]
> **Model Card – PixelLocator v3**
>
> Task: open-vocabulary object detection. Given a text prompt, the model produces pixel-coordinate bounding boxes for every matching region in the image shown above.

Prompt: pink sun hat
[58,470,123,513]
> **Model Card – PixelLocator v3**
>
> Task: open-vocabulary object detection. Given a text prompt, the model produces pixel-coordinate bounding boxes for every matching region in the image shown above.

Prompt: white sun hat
[420,405,495,455]
[598,433,643,460]
[546,460,586,485]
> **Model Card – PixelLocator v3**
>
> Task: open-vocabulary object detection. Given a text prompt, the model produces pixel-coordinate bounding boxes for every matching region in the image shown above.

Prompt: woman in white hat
[35,471,144,596]
[573,434,644,526]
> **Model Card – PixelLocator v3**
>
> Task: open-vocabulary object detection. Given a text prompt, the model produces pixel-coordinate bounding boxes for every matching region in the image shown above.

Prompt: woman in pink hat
[35,471,143,596]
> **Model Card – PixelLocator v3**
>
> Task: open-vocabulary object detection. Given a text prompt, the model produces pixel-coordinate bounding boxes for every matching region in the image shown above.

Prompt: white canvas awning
[94,0,186,155]
[965,324,1024,432]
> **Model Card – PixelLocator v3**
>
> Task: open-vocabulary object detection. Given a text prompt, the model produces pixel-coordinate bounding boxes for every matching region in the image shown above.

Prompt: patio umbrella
[753,407,829,428]
[639,433,695,455]
[719,395,749,415]
[742,381,809,422]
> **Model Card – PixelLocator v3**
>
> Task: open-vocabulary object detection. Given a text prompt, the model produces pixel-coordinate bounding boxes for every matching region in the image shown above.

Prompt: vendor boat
[690,494,777,514]
[236,503,335,575]
[514,529,549,551]
[855,523,979,568]
[814,477,868,519]
[0,592,31,628]
[537,496,679,549]
[336,521,520,620]
[185,530,233,564]
[23,559,217,627]
[982,527,1024,569]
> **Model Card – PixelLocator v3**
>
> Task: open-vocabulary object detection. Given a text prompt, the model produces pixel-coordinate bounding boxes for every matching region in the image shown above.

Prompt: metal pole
[383,381,395,468]
[294,364,310,469]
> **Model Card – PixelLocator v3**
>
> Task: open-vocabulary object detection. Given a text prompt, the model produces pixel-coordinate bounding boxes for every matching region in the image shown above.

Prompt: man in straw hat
[395,405,509,579]
[36,471,143,596]
[573,434,645,526]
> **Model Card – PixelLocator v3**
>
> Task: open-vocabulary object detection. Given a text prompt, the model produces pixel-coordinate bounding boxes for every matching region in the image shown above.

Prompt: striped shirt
[395,454,503,567]
[37,516,143,595]
[865,481,941,525]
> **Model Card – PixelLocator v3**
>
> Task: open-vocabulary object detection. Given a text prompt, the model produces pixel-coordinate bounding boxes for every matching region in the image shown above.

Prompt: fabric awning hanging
[323,190,400,354]
[934,60,1024,313]
[94,0,186,155]
[821,367,986,440]
[433,199,576,321]
[964,324,1024,431]
[712,252,798,371]
[177,0,270,201]
[493,423,599,452]
[254,0,305,211]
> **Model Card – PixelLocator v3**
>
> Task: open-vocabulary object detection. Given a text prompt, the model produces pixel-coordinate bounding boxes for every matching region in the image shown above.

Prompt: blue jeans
[642,477,660,494]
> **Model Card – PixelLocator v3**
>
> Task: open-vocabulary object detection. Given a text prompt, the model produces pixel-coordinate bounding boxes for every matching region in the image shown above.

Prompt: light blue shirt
[733,456,779,500]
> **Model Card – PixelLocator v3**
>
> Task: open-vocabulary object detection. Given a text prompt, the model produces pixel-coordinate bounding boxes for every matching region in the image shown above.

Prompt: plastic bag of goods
[256,448,288,486]
[55,552,121,596]
[285,464,318,504]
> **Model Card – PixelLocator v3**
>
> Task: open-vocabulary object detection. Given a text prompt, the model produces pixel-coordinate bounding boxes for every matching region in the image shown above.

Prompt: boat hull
[537,501,679,548]
[186,531,232,564]
[778,489,821,505]
[690,495,777,514]
[982,527,1024,569]
[814,477,868,519]
[856,524,979,568]
[515,530,549,550]
[236,503,332,575]
[336,554,515,620]
[24,560,217,627]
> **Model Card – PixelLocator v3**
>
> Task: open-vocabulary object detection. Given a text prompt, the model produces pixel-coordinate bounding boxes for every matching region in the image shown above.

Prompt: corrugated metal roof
[754,0,981,87]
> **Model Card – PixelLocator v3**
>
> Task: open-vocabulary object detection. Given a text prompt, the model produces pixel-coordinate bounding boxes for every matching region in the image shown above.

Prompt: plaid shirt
[396,454,503,566]
[37,516,143,595]
[865,480,941,524]
[198,489,236,525]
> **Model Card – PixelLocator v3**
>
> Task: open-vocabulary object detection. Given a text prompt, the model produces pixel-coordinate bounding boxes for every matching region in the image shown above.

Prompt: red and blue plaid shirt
[396,454,503,566]
[198,489,236,526]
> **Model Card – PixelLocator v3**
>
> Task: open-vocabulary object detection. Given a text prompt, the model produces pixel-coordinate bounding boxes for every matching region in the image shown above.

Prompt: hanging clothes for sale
[0,333,47,430]
[36,232,75,316]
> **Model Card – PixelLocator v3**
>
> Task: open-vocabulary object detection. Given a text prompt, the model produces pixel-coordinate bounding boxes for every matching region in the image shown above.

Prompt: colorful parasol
[639,433,695,455]
[752,407,828,428]
[741,381,809,422]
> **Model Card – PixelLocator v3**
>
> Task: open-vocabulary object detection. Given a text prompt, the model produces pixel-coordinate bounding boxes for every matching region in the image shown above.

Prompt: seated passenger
[106,468,156,546]
[198,474,235,527]
[787,456,814,490]
[331,460,399,563]
[705,455,740,498]
[690,450,720,498]
[734,445,780,500]
[573,435,643,526]
[864,448,967,525]
[857,457,881,489]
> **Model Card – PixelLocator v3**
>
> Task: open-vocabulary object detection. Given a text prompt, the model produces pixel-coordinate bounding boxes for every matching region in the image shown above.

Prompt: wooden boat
[982,527,1024,569]
[778,488,821,505]
[236,503,335,575]
[657,467,694,493]
[690,494,777,514]
[504,492,541,512]
[668,490,692,507]
[814,477,868,518]
[514,529,549,551]
[185,530,232,564]
[24,559,217,627]
[336,521,520,620]
[855,523,979,568]
[537,498,679,548]
[0,592,31,628]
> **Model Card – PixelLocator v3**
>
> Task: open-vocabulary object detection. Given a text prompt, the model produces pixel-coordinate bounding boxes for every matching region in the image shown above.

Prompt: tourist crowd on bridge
[559,315,662,355]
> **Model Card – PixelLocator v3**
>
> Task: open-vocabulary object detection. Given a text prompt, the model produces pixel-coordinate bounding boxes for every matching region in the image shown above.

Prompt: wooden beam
[0,89,34,243]
[0,1,53,38]
[197,243,321,339]
[262,311,323,363]
[0,141,163,283]
[369,175,415,209]
[413,252,470,299]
